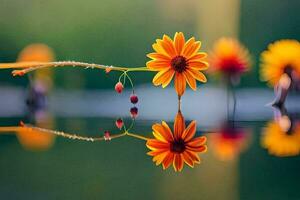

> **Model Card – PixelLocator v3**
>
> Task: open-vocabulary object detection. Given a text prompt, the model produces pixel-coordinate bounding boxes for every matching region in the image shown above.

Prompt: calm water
[1,115,300,200]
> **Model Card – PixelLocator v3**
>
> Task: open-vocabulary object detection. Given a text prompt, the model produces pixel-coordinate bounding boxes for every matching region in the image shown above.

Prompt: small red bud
[130,107,138,118]
[130,94,138,104]
[115,118,124,129]
[115,82,124,93]
[19,121,25,127]
[104,131,111,141]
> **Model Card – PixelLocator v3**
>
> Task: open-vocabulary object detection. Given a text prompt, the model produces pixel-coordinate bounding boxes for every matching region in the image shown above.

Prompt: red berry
[115,118,124,129]
[104,131,111,141]
[130,107,138,118]
[130,94,138,104]
[115,82,124,93]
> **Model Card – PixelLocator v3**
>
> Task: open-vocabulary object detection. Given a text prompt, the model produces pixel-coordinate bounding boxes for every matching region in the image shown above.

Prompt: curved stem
[0,61,155,76]
[126,132,149,141]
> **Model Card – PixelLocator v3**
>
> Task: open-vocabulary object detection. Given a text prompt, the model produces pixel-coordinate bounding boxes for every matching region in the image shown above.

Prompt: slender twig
[0,61,155,76]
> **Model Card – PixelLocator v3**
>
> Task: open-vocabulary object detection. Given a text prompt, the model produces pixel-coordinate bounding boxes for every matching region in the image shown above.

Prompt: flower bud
[130,107,138,119]
[130,94,138,104]
[115,118,124,129]
[104,131,111,141]
[115,82,124,93]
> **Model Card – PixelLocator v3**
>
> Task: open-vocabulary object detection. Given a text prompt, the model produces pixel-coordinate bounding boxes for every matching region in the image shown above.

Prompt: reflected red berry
[115,82,124,93]
[115,118,124,129]
[130,107,138,118]
[104,131,111,141]
[130,94,138,104]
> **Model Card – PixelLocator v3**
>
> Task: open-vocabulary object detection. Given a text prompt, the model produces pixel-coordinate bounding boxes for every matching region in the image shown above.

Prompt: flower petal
[174,32,185,55]
[173,154,184,172]
[188,53,207,61]
[146,139,169,151]
[182,151,194,167]
[182,120,197,141]
[147,148,169,156]
[152,43,170,58]
[147,60,170,71]
[187,136,207,147]
[186,144,207,153]
[152,68,174,86]
[153,151,169,165]
[187,69,207,83]
[174,72,186,96]
[183,71,197,91]
[152,122,173,142]
[147,53,171,61]
[188,61,209,71]
[185,150,201,163]
[162,152,174,170]
[174,111,186,140]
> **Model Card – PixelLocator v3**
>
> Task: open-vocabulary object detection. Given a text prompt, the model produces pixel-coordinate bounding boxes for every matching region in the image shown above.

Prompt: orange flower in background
[147,32,208,97]
[261,118,300,157]
[260,39,300,86]
[209,37,250,77]
[146,111,207,172]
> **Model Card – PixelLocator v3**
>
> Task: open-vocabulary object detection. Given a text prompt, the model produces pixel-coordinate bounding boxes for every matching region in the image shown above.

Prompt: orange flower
[146,112,207,172]
[146,32,208,97]
[209,37,250,76]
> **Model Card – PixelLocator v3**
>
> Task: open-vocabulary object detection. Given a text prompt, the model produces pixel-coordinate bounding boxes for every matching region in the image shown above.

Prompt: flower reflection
[210,122,251,161]
[146,111,207,172]
[261,107,300,157]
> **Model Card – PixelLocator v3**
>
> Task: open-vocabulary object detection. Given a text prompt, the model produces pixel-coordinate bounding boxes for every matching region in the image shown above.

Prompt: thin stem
[126,132,149,141]
[124,72,135,93]
[0,127,21,133]
[0,61,156,76]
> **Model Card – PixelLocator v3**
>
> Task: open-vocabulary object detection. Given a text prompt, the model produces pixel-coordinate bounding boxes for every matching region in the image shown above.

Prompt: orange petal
[146,139,169,151]
[187,61,209,71]
[153,151,169,165]
[187,69,207,83]
[147,53,171,61]
[146,60,170,70]
[147,148,169,156]
[174,111,186,140]
[152,123,173,142]
[185,150,201,163]
[183,41,201,58]
[182,37,196,56]
[174,32,185,55]
[152,43,170,58]
[156,38,176,58]
[162,70,175,88]
[187,136,207,147]
[173,154,184,172]
[162,152,174,170]
[183,71,197,91]
[152,68,173,86]
[182,120,197,141]
[174,72,186,96]
[186,144,207,153]
[182,151,194,167]
[188,53,207,61]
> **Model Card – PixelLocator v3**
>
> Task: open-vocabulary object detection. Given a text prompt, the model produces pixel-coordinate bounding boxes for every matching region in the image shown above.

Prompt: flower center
[171,139,186,153]
[171,56,187,73]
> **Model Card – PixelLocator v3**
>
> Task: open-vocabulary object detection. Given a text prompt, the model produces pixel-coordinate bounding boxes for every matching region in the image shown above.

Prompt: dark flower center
[171,139,186,153]
[171,56,187,73]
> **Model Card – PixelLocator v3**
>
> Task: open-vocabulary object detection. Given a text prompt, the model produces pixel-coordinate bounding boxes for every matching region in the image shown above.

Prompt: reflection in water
[210,122,251,161]
[146,110,207,172]
[261,106,300,157]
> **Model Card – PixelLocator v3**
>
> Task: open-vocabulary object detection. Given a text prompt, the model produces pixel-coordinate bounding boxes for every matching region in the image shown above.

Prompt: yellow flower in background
[147,32,208,97]
[209,37,251,77]
[146,111,207,172]
[260,39,300,86]
[261,119,300,157]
